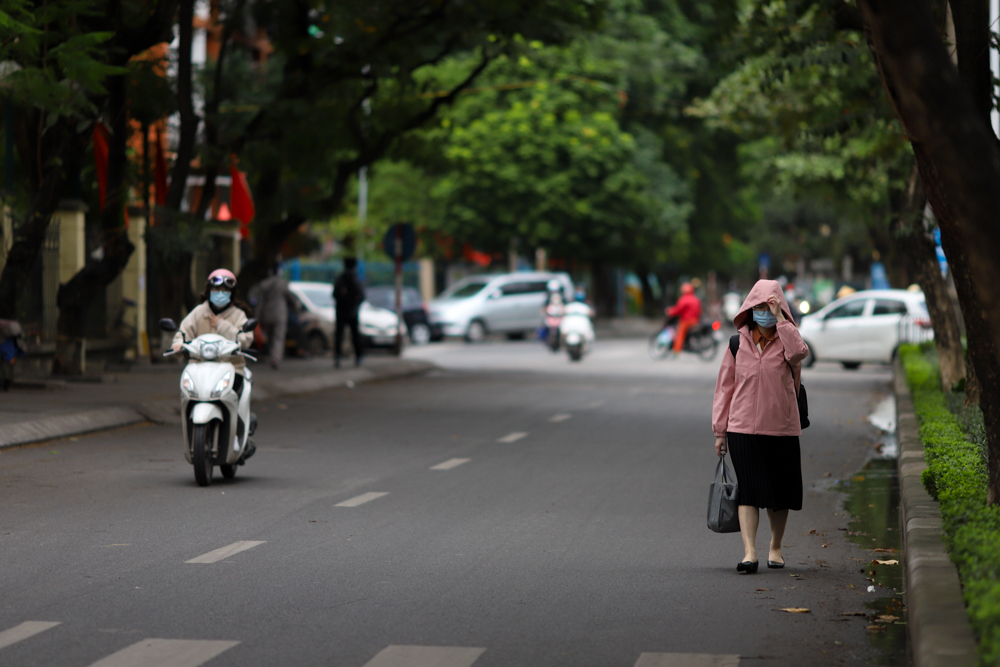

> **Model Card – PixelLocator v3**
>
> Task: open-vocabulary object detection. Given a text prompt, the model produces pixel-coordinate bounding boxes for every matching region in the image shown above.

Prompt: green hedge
[900,345,1000,665]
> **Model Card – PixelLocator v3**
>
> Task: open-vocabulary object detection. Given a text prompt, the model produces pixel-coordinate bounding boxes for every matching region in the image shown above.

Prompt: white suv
[799,289,931,368]
[428,272,574,342]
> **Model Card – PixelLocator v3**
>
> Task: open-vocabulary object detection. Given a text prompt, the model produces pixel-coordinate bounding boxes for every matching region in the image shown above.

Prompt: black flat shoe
[767,560,785,569]
[736,560,759,574]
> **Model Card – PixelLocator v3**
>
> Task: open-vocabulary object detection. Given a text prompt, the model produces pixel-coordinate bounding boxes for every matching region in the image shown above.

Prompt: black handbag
[729,334,809,429]
[707,455,741,533]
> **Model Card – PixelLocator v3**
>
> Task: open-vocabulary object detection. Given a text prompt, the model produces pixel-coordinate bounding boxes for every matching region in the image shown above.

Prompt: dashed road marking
[497,432,528,443]
[430,458,470,470]
[87,638,239,667]
[185,541,265,564]
[336,491,390,507]
[634,654,740,667]
[361,645,486,667]
[549,413,572,422]
[0,622,60,651]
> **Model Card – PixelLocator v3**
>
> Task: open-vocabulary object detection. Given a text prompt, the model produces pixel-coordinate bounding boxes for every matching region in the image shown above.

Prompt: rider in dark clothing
[333,257,366,367]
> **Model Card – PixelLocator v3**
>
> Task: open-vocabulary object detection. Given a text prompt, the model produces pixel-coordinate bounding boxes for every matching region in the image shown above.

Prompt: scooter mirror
[242,318,258,333]
[159,318,178,332]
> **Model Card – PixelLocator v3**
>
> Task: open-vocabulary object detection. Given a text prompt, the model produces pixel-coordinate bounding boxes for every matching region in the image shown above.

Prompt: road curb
[893,357,978,667]
[0,359,436,446]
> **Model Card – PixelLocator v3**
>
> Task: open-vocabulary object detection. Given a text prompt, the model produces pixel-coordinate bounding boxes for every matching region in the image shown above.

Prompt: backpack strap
[729,334,740,358]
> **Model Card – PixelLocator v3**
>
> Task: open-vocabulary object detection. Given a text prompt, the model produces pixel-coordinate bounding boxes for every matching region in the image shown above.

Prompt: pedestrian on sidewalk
[256,265,292,369]
[711,279,809,574]
[333,257,365,368]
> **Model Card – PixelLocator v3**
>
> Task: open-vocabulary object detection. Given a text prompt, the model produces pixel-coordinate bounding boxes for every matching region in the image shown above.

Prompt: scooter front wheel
[191,423,215,487]
[220,464,237,479]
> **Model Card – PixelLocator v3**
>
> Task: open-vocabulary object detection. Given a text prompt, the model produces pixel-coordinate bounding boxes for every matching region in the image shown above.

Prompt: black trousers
[334,313,364,359]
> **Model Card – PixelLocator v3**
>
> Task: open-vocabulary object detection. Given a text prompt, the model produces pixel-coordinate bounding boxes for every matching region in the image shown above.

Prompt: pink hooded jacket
[712,280,809,438]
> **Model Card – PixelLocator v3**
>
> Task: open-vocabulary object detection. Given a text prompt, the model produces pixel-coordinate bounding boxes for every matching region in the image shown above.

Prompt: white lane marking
[497,432,528,443]
[430,458,470,471]
[185,541,265,564]
[87,639,239,667]
[634,654,740,667]
[0,621,60,651]
[336,491,390,507]
[361,645,486,667]
[549,413,572,422]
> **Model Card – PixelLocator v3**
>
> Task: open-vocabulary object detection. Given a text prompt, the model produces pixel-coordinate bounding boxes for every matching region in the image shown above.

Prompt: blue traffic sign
[383,223,416,261]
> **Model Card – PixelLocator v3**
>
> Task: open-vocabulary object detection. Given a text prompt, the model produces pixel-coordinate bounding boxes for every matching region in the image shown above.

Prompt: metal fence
[897,314,935,345]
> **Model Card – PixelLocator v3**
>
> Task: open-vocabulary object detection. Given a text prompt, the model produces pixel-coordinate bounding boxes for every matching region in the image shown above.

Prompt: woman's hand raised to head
[766,295,786,322]
[715,436,727,457]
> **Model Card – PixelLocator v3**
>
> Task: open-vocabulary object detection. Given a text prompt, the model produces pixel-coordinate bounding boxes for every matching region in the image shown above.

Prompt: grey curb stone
[0,359,435,447]
[893,357,977,667]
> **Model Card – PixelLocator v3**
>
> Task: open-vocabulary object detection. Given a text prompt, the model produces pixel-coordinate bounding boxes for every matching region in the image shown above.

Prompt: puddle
[833,396,907,665]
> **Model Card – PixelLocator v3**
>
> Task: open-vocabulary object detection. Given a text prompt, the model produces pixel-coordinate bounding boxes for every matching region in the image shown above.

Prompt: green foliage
[901,345,1000,664]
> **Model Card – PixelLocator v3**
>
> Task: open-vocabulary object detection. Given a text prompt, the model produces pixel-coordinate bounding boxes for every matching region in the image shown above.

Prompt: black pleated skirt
[727,432,803,511]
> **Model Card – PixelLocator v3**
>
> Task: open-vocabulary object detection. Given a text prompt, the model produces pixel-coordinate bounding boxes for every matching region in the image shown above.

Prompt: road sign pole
[394,223,403,356]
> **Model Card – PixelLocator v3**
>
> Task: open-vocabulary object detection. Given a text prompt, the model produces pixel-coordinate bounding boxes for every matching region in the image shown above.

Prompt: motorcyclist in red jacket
[666,282,702,355]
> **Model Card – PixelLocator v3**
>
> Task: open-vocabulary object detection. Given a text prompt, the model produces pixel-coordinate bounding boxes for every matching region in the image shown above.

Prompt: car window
[501,282,530,296]
[299,287,333,309]
[365,290,392,310]
[367,288,422,310]
[825,299,867,319]
[872,299,907,316]
[524,281,549,294]
[441,280,489,299]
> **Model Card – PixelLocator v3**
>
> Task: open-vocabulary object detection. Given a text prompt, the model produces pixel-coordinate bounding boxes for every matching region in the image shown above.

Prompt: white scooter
[160,317,258,487]
[559,302,595,362]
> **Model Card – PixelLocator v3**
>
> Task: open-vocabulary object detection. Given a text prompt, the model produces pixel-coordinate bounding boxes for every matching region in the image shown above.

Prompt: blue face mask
[209,290,232,308]
[752,309,778,328]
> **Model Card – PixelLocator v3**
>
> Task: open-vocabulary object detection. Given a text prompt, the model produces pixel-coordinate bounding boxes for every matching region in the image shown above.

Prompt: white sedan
[799,289,932,369]
[288,281,406,351]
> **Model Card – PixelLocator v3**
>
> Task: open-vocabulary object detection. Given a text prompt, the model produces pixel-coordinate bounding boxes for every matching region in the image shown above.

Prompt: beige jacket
[173,302,254,371]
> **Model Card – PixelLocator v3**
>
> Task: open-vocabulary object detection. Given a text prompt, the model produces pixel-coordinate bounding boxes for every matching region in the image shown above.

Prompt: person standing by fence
[256,265,291,369]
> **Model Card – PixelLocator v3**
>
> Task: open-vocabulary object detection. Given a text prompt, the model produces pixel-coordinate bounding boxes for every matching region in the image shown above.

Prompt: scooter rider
[666,282,702,357]
[171,269,255,386]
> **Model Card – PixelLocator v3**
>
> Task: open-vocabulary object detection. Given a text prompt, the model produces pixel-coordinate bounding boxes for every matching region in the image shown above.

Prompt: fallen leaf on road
[776,607,810,613]
[873,548,896,553]
[875,559,899,565]
[823,472,831,477]
[854,476,865,481]
[755,588,770,592]
[866,625,885,631]
[841,612,867,616]
[808,529,817,534]
[790,574,802,578]
[876,615,899,623]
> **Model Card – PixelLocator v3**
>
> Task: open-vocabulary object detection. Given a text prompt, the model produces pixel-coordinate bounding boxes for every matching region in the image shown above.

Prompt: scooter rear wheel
[191,423,215,487]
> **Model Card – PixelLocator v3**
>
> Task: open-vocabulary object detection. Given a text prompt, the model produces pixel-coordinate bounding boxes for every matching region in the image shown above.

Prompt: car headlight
[181,372,198,398]
[211,371,232,398]
[201,343,218,360]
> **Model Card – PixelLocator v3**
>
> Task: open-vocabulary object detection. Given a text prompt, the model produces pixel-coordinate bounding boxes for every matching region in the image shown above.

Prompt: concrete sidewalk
[0,354,434,449]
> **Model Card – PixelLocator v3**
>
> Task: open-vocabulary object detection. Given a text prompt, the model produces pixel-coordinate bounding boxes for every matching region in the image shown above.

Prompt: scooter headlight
[200,343,219,360]
[181,371,198,398]
[211,371,232,398]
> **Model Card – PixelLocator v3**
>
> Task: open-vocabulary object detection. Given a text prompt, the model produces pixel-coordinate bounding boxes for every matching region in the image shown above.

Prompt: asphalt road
[0,339,899,666]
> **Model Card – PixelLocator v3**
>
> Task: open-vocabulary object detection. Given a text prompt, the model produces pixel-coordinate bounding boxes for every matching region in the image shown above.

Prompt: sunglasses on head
[208,275,237,289]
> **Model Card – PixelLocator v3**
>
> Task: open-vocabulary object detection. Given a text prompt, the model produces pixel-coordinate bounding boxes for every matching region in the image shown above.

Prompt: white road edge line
[430,458,470,471]
[549,413,572,422]
[361,645,487,667]
[634,653,741,667]
[0,622,61,651]
[185,541,265,564]
[497,432,528,443]
[336,491,390,507]
[87,638,240,667]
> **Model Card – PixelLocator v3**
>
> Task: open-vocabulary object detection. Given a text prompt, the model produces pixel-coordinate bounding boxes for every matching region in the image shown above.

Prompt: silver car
[428,272,574,342]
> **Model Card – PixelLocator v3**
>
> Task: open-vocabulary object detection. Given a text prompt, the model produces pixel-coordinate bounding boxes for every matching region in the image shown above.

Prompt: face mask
[753,309,777,328]
[210,290,231,308]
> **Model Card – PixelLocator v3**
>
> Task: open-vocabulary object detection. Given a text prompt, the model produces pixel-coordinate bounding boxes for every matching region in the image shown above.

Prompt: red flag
[462,243,492,267]
[154,127,168,206]
[93,124,110,211]
[229,155,254,239]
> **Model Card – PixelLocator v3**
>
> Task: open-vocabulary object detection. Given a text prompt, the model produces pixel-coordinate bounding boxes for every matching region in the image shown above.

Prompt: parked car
[365,286,441,345]
[288,281,407,354]
[798,289,931,369]
[428,272,574,342]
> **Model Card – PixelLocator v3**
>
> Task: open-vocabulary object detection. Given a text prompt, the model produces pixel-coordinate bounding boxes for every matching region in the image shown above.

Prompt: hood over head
[733,279,796,330]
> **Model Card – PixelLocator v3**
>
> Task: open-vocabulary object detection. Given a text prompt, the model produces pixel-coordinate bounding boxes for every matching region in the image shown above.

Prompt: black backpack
[729,334,810,429]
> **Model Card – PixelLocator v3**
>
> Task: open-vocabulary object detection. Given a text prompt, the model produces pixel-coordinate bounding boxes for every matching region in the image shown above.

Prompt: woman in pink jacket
[712,280,809,574]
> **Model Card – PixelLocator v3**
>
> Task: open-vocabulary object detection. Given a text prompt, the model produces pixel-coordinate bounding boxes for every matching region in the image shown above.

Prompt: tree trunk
[859,0,1000,503]
[897,165,966,389]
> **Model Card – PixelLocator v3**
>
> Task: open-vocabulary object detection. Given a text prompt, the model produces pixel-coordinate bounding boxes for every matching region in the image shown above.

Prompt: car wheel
[506,332,526,341]
[410,323,431,346]
[465,320,487,343]
[802,342,816,368]
[306,331,327,356]
[842,361,862,370]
